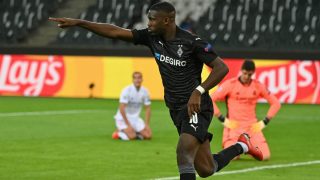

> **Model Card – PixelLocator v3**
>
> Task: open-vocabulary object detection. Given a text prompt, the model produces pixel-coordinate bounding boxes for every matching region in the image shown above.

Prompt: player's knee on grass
[262,151,270,160]
[124,129,136,140]
[263,155,270,161]
[144,133,152,140]
[262,147,271,160]
[141,132,152,140]
[140,129,152,140]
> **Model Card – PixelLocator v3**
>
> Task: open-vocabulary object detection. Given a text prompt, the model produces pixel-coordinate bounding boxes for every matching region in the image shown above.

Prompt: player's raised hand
[187,90,202,118]
[48,17,79,28]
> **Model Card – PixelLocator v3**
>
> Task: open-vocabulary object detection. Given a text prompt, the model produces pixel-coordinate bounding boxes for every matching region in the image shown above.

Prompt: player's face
[133,73,143,88]
[240,70,254,84]
[147,10,167,35]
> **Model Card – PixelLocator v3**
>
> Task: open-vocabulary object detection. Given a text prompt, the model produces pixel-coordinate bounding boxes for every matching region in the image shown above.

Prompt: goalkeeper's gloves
[218,115,238,129]
[250,117,270,133]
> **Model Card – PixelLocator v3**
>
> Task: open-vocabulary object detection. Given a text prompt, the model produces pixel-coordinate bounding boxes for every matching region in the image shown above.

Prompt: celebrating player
[112,72,152,140]
[49,2,264,179]
[211,60,281,160]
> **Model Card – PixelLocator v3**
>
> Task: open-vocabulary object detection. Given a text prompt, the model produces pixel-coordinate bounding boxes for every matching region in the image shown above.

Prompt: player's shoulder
[217,78,237,92]
[133,28,149,35]
[225,77,238,85]
[251,79,267,90]
[177,27,204,44]
[122,84,134,93]
[132,28,157,42]
[252,79,264,86]
[140,86,149,93]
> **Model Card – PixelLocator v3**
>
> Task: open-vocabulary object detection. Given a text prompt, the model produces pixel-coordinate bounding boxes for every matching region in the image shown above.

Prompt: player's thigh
[250,132,270,160]
[116,118,136,139]
[115,118,127,131]
[194,139,215,177]
[131,117,145,132]
[222,128,244,148]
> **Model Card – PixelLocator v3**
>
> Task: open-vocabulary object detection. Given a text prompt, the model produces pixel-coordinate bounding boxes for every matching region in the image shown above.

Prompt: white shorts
[115,116,145,132]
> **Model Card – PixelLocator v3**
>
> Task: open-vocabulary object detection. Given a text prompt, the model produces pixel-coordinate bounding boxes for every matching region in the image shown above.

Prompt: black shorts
[169,95,213,143]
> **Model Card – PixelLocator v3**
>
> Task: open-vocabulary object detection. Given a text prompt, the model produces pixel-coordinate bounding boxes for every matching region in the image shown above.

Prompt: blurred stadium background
[0,0,319,179]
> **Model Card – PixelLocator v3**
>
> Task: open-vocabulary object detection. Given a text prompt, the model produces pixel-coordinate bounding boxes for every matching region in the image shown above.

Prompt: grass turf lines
[0,96,319,180]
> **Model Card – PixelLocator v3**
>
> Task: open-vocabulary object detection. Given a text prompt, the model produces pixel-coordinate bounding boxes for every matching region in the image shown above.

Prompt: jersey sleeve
[193,38,218,64]
[119,88,129,104]
[258,83,281,119]
[131,28,150,46]
[143,89,151,106]
[211,81,232,116]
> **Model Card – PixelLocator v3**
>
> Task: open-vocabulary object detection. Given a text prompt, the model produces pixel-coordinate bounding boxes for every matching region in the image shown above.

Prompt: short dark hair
[149,1,176,13]
[241,59,255,71]
[132,71,142,78]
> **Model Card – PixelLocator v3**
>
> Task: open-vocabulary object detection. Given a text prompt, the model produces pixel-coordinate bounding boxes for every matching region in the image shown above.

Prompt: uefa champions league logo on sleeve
[177,45,183,57]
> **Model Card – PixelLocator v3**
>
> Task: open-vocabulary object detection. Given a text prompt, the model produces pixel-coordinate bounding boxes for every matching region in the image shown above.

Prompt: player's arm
[48,17,133,41]
[143,90,152,126]
[264,95,281,121]
[144,105,151,125]
[202,57,229,93]
[260,84,281,122]
[211,82,229,117]
[211,81,238,129]
[188,57,229,117]
[251,84,281,133]
[119,103,132,127]
[210,82,238,129]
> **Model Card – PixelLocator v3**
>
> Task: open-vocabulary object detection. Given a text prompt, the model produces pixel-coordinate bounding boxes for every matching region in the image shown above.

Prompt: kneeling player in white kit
[112,72,152,140]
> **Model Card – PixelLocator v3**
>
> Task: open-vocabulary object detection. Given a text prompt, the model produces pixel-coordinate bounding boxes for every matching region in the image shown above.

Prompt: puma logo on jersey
[190,124,198,131]
[154,53,187,67]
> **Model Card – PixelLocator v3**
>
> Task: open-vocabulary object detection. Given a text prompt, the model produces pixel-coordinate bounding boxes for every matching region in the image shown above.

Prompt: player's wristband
[263,117,270,125]
[195,85,206,94]
[218,115,225,122]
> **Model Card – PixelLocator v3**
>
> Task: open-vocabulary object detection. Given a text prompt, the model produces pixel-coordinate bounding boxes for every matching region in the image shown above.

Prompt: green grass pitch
[0,96,319,180]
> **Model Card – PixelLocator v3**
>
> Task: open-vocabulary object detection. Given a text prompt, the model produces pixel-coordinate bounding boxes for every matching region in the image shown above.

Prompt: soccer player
[211,60,281,160]
[112,72,152,140]
[49,2,263,179]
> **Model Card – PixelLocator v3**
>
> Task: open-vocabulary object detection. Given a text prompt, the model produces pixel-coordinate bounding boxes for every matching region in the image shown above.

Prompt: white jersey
[114,84,151,119]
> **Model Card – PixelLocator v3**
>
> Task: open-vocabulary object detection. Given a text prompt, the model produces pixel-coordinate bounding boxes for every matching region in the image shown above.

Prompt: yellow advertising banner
[0,54,319,104]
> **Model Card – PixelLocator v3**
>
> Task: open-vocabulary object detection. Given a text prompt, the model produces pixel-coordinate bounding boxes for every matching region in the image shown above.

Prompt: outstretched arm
[48,17,134,41]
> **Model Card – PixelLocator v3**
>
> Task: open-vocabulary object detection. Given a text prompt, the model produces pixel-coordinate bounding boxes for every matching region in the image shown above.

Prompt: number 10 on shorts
[189,113,198,124]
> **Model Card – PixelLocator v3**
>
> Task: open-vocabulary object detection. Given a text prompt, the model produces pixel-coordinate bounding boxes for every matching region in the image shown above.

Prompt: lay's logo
[256,60,320,104]
[212,59,320,104]
[0,55,65,96]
